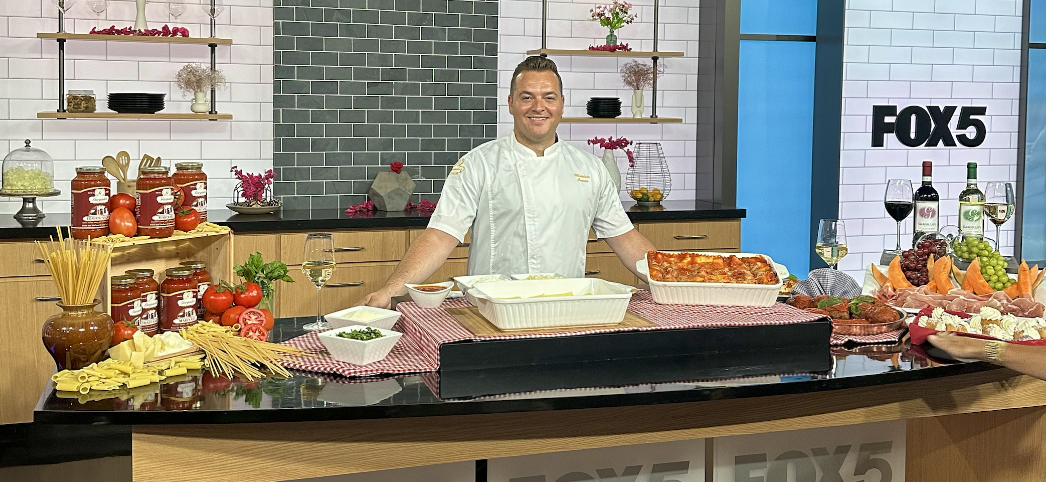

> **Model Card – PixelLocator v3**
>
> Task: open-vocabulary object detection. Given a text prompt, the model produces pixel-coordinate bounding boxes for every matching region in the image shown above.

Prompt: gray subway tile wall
[274,0,499,210]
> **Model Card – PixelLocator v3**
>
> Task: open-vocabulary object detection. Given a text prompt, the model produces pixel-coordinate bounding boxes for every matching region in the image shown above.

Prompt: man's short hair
[510,56,563,95]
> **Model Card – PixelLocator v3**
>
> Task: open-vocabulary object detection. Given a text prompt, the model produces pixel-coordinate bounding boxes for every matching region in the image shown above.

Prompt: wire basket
[232,182,279,207]
[624,142,671,205]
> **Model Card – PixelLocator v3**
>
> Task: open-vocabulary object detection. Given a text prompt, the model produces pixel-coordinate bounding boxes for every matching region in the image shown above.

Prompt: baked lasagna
[646,251,780,285]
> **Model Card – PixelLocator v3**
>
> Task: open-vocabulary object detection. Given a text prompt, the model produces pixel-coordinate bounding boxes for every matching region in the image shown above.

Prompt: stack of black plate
[587,97,622,118]
[107,93,166,114]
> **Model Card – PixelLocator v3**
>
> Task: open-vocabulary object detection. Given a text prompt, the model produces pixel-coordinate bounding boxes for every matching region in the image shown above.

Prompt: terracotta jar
[41,300,114,370]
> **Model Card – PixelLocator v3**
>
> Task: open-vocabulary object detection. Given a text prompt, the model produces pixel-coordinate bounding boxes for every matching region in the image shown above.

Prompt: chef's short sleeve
[427,155,482,243]
[591,168,634,239]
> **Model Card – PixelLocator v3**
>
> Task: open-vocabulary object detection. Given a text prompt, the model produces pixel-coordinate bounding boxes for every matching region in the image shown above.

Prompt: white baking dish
[638,252,783,307]
[469,278,635,330]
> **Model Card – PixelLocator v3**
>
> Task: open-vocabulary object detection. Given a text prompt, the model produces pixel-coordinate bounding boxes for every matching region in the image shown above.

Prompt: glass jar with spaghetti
[160,267,198,333]
[179,260,211,319]
[125,268,159,336]
[70,167,111,239]
[135,166,176,238]
[173,162,207,222]
[110,275,142,329]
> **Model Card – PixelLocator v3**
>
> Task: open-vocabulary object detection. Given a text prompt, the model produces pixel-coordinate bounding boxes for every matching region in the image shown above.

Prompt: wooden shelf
[37,112,233,120]
[37,33,233,45]
[526,48,684,58]
[561,117,683,124]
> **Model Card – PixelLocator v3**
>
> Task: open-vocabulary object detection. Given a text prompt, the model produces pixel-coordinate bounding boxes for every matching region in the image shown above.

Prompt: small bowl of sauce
[404,281,455,308]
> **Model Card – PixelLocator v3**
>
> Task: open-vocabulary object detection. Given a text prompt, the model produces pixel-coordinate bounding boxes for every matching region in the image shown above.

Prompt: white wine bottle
[958,162,985,237]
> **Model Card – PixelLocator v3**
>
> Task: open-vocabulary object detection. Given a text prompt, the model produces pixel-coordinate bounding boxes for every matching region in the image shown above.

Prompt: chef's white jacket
[427,133,635,278]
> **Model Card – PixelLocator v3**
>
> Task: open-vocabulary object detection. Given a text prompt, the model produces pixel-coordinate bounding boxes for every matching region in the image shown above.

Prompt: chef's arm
[604,228,656,281]
[928,333,1046,381]
[357,228,459,308]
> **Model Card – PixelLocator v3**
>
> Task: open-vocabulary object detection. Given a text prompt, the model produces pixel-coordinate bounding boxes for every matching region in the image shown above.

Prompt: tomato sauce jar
[70,167,111,239]
[125,268,160,336]
[160,267,198,333]
[135,166,176,238]
[179,261,211,318]
[173,162,207,222]
[110,275,142,328]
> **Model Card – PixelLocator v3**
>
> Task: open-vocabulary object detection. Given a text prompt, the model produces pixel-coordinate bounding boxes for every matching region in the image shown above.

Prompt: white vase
[601,149,622,192]
[631,89,644,118]
[190,91,209,113]
[134,0,148,30]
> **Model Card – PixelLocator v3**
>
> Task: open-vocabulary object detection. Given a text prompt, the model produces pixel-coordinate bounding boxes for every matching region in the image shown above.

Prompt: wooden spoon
[101,156,123,181]
[139,154,154,175]
[116,151,131,181]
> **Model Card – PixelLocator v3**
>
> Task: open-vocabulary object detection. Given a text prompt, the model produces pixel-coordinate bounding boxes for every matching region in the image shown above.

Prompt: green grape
[986,266,996,275]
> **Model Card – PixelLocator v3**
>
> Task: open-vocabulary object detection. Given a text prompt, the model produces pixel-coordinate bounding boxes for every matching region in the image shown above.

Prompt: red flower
[390,162,404,174]
[587,136,632,151]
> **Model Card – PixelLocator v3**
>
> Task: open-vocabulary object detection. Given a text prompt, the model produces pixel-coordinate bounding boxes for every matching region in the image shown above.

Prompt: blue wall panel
[740,0,818,36]
[737,40,816,274]
[1032,0,1045,42]
[1022,49,1046,260]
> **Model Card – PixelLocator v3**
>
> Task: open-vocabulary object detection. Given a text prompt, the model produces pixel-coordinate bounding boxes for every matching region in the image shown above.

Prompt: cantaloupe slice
[1004,283,1020,298]
[888,256,913,289]
[926,279,938,293]
[963,258,993,295]
[870,263,889,287]
[952,263,966,286]
[932,256,952,295]
[1018,260,1032,298]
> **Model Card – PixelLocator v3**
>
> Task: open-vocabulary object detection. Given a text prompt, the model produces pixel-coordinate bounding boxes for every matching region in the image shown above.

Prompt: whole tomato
[259,308,275,331]
[234,282,262,308]
[202,311,222,323]
[109,192,136,212]
[112,321,138,345]
[201,282,234,314]
[220,306,247,327]
[109,207,137,237]
[174,207,200,232]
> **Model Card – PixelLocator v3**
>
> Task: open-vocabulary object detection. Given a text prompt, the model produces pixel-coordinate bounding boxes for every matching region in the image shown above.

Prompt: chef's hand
[927,332,988,360]
[357,288,393,309]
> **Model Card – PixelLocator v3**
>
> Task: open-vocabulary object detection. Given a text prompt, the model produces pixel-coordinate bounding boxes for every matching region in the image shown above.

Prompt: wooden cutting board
[446,306,654,336]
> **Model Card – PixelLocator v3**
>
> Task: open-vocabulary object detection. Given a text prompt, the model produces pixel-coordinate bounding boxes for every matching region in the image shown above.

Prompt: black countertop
[34,317,995,425]
[0,200,745,239]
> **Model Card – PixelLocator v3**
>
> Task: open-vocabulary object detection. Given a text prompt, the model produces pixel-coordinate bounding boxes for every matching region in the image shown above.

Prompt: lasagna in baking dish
[646,251,780,285]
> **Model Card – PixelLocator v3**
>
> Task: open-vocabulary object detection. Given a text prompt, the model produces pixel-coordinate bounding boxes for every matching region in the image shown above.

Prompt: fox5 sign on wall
[488,439,704,482]
[713,421,905,482]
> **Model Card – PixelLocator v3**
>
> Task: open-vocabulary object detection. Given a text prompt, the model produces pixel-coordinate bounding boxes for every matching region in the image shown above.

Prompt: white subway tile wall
[840,0,1022,279]
[0,0,274,215]
[498,0,700,202]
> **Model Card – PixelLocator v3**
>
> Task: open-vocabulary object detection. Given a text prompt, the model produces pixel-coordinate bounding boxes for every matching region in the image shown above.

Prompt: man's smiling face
[507,70,564,148]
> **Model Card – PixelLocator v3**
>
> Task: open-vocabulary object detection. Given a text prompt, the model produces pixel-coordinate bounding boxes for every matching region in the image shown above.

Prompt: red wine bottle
[913,161,939,246]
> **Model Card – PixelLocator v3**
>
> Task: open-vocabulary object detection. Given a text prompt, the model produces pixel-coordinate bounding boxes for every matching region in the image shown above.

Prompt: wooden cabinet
[278,262,398,318]
[0,241,53,278]
[279,230,407,265]
[637,220,741,252]
[585,253,638,286]
[234,233,278,265]
[0,278,63,424]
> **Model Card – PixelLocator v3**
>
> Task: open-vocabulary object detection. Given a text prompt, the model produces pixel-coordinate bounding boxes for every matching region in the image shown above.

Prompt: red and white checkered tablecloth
[830,328,907,346]
[282,291,826,378]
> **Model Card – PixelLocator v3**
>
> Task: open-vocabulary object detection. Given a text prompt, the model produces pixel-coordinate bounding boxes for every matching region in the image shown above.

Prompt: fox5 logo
[872,105,987,148]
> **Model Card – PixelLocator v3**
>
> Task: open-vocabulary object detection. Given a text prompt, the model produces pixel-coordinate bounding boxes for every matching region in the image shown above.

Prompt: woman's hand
[927,332,989,361]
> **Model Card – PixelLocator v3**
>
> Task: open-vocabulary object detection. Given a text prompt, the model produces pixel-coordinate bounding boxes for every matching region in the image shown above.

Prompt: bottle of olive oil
[958,162,985,237]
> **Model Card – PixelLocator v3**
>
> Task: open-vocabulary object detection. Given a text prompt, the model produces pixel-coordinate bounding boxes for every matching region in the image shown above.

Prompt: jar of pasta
[173,162,207,222]
[160,267,198,333]
[70,167,111,239]
[110,275,142,329]
[125,268,159,336]
[179,261,211,319]
[135,166,175,238]
[67,90,96,113]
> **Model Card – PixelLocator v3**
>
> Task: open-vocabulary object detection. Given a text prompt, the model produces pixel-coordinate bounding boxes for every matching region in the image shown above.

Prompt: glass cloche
[2,140,57,195]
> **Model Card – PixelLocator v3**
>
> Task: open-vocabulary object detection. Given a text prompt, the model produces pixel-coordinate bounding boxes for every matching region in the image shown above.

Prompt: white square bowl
[317,325,403,365]
[324,306,401,330]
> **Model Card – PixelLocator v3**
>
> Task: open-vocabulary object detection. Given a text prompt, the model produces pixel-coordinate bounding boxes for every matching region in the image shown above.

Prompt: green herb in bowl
[336,327,384,341]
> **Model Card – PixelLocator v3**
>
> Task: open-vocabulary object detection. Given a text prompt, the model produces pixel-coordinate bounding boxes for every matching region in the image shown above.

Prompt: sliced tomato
[238,308,266,327]
[240,323,268,341]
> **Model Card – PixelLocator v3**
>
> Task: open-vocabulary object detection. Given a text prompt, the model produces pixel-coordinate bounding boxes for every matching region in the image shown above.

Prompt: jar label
[71,186,110,230]
[178,181,208,215]
[139,290,159,336]
[196,281,210,317]
[161,289,198,332]
[136,185,176,229]
[111,298,141,326]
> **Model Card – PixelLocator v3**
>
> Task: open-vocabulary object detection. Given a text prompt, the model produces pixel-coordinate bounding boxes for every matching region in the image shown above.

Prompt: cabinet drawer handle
[584,270,600,275]
[673,235,708,240]
[332,247,365,252]
[35,296,62,302]
[34,258,46,263]
[457,242,470,248]
[327,281,365,287]
[587,238,599,243]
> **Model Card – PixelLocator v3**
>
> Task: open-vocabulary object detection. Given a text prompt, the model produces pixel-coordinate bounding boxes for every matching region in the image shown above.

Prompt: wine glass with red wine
[885,179,914,254]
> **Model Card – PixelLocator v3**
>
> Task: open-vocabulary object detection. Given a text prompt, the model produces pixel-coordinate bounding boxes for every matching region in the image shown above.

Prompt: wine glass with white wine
[302,233,335,332]
[983,182,1015,255]
[816,219,848,270]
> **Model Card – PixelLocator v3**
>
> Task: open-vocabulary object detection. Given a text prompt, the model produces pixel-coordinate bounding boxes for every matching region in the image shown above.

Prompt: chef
[358,56,656,309]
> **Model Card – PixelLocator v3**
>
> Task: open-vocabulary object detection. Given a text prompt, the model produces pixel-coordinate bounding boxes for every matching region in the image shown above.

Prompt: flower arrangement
[175,63,227,97]
[346,199,437,216]
[590,1,636,33]
[230,166,277,206]
[90,24,189,37]
[588,136,635,167]
[589,43,632,52]
[620,60,665,91]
